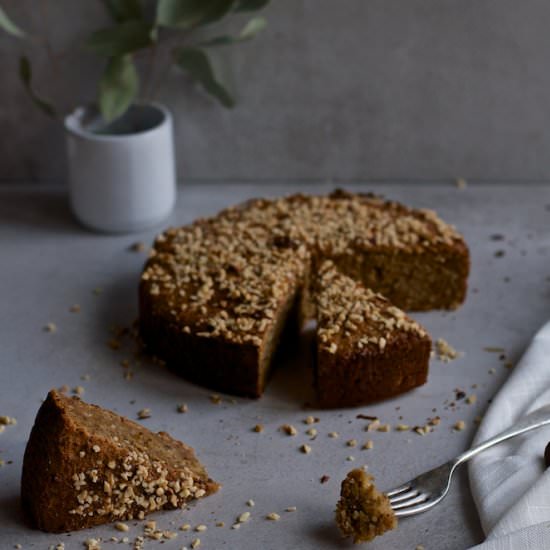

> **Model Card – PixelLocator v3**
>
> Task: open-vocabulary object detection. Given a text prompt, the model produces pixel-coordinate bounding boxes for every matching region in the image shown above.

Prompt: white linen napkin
[468,320,550,550]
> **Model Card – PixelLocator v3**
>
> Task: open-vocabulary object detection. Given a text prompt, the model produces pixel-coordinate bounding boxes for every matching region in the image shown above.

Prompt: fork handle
[454,404,550,466]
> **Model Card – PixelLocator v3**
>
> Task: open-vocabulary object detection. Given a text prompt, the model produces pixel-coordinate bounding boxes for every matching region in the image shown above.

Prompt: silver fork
[387,404,550,517]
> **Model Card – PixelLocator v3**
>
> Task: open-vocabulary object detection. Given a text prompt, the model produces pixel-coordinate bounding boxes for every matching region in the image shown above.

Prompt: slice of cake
[21,391,219,532]
[139,218,310,398]
[314,261,431,407]
[336,468,397,543]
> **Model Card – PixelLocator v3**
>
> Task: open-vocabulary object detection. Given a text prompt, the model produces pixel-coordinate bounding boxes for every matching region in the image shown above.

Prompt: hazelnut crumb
[195,524,207,532]
[246,499,255,507]
[328,431,339,438]
[362,440,374,450]
[129,242,146,253]
[366,419,380,432]
[489,368,496,375]
[346,439,357,447]
[190,538,201,549]
[304,415,319,425]
[209,394,222,404]
[266,512,280,521]
[43,322,57,333]
[137,408,151,419]
[115,522,129,532]
[281,424,297,436]
[454,420,466,431]
[377,424,391,432]
[306,428,317,437]
[73,386,85,396]
[346,456,355,462]
[179,524,191,531]
[92,445,101,453]
[300,444,312,454]
[69,304,81,313]
[286,506,297,512]
[253,424,264,433]
[238,512,250,523]
[320,475,330,484]
[466,394,477,405]
[395,424,410,431]
[177,403,188,413]
[231,523,241,530]
[216,521,225,527]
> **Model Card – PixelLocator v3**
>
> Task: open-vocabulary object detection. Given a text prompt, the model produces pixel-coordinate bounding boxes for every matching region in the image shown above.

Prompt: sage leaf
[99,55,139,121]
[200,16,267,47]
[156,0,235,29]
[175,47,234,108]
[101,0,143,23]
[0,5,25,37]
[87,20,154,57]
[233,0,270,12]
[19,56,56,117]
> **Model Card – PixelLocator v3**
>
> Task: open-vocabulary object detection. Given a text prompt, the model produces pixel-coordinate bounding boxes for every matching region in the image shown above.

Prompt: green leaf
[233,0,269,12]
[156,0,235,29]
[0,5,26,37]
[199,16,267,47]
[99,55,139,121]
[19,57,56,117]
[101,0,143,22]
[87,20,154,57]
[175,47,234,108]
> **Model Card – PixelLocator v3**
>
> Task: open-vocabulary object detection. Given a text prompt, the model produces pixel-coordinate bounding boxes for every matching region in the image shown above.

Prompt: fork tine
[385,484,411,497]
[389,489,419,504]
[393,499,435,518]
[391,492,430,510]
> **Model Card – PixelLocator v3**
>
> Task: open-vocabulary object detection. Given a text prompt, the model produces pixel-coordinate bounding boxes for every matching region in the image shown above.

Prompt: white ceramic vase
[65,102,176,233]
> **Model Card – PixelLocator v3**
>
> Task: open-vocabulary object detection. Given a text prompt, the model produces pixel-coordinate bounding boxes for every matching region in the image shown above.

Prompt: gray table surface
[2,181,550,550]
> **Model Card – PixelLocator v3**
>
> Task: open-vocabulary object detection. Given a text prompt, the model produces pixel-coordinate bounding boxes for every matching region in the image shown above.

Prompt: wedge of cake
[314,261,431,407]
[336,468,397,543]
[139,218,309,398]
[21,391,219,532]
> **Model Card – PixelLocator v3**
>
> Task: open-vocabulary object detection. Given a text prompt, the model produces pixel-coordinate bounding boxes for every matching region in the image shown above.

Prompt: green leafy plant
[0,0,269,121]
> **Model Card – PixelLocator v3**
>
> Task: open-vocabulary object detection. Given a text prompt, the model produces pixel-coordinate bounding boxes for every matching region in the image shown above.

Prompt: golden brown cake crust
[21,391,219,533]
[139,190,468,399]
[336,468,397,543]
[314,261,432,407]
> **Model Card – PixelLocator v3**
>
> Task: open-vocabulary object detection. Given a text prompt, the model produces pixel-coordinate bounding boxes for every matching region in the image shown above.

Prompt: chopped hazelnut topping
[435,338,461,362]
[454,420,466,431]
[280,424,297,436]
[137,408,151,419]
[238,512,251,523]
[115,522,129,532]
[92,445,101,453]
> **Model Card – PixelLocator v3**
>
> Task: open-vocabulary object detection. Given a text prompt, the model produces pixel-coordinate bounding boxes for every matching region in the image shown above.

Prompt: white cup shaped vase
[65,102,176,233]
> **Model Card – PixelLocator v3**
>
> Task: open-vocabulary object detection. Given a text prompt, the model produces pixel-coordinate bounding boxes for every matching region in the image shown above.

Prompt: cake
[21,390,219,532]
[335,468,397,543]
[313,261,431,407]
[139,190,469,400]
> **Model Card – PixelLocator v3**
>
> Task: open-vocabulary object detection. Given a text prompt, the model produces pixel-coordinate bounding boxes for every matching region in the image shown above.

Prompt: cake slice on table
[21,390,219,533]
[313,261,431,408]
[336,468,397,543]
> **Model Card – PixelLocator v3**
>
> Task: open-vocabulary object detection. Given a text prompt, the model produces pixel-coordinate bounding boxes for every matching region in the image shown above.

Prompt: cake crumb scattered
[395,424,410,431]
[179,524,191,531]
[306,427,317,437]
[266,512,280,521]
[362,440,374,450]
[177,403,188,413]
[328,431,339,438]
[300,444,312,454]
[435,338,460,362]
[455,177,467,189]
[129,242,147,253]
[69,304,81,313]
[347,456,356,462]
[216,521,225,527]
[466,394,477,405]
[377,424,391,432]
[253,424,264,433]
[115,522,129,532]
[246,499,255,507]
[489,368,496,375]
[304,415,319,425]
[73,386,85,396]
[366,419,380,432]
[195,524,207,532]
[209,394,222,405]
[190,538,201,549]
[286,506,297,512]
[347,439,357,447]
[454,420,466,431]
[0,416,16,426]
[92,444,101,453]
[320,475,330,484]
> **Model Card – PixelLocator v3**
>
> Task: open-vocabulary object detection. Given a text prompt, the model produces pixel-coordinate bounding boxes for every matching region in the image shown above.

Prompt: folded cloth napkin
[468,320,550,550]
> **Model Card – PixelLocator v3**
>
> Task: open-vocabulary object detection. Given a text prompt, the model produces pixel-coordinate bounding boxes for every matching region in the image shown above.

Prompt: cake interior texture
[139,191,468,402]
[335,468,397,543]
[21,390,218,532]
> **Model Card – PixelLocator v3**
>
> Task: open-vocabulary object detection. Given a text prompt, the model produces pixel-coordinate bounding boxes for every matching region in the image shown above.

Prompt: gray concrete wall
[2,0,550,183]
